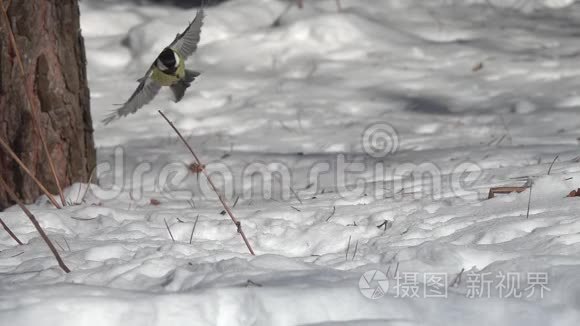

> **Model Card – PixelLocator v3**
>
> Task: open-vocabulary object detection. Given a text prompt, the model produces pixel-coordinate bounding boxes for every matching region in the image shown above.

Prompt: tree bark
[0,0,95,210]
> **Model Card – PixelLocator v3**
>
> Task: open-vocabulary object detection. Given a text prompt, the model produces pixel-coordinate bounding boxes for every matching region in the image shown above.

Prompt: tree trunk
[0,0,96,210]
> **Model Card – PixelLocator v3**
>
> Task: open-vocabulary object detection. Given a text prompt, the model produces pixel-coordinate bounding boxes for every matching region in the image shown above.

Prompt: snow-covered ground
[2,0,580,325]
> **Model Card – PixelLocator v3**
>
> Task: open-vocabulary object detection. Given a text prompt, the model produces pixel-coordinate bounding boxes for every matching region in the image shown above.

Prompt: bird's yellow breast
[151,54,185,86]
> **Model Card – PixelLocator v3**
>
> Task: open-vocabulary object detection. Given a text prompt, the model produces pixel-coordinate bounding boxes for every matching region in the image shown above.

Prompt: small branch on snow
[290,185,302,204]
[352,240,359,261]
[0,136,62,209]
[164,218,175,243]
[245,279,263,287]
[376,220,391,231]
[487,186,527,199]
[325,206,336,222]
[189,214,199,245]
[188,198,196,209]
[526,182,533,219]
[449,268,465,288]
[0,175,70,273]
[63,237,71,252]
[345,235,352,261]
[547,155,559,175]
[158,110,255,255]
[0,217,23,245]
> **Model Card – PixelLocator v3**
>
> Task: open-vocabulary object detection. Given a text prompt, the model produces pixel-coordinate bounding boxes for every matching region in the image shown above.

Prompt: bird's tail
[184,69,200,83]
[171,70,200,102]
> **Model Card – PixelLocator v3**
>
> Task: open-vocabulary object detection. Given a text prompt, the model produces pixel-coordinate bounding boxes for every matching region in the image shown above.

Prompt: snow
[2,0,580,325]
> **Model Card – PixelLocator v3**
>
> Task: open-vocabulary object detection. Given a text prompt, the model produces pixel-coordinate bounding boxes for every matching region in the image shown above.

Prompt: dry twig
[345,235,351,261]
[547,155,559,175]
[189,214,200,244]
[164,218,175,242]
[488,186,527,199]
[526,183,533,219]
[352,240,359,261]
[0,137,62,209]
[0,217,23,245]
[158,110,255,255]
[0,175,70,272]
[325,206,336,222]
[449,268,465,288]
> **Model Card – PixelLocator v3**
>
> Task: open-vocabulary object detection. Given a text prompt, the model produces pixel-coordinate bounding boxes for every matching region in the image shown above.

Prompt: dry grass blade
[158,110,255,255]
[74,167,96,205]
[345,235,351,261]
[189,214,200,245]
[325,206,336,222]
[352,240,359,261]
[0,175,70,273]
[290,185,302,204]
[0,217,23,245]
[526,183,533,219]
[0,136,62,209]
[164,218,175,242]
[449,268,465,288]
[547,155,559,175]
[0,0,66,206]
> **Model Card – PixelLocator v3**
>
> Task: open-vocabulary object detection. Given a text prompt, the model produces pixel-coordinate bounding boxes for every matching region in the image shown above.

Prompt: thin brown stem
[0,217,23,245]
[0,175,70,272]
[164,218,175,242]
[345,235,351,261]
[189,214,199,245]
[325,206,336,222]
[158,110,255,255]
[77,166,96,204]
[547,155,559,175]
[0,136,62,209]
[0,0,66,206]
[526,182,533,219]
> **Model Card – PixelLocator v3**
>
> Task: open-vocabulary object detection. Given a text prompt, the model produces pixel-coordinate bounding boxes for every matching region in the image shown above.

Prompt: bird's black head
[157,48,177,72]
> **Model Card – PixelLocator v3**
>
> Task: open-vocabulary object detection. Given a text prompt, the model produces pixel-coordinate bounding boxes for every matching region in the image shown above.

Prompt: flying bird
[103,9,204,125]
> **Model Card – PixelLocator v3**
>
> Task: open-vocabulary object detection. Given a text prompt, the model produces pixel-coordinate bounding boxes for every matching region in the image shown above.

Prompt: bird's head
[156,48,178,73]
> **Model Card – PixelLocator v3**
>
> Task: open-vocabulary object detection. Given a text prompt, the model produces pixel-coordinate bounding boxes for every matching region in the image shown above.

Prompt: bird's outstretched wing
[102,68,161,125]
[169,9,204,60]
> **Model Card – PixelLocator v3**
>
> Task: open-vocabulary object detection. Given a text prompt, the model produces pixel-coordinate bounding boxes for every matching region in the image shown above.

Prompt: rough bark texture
[0,0,96,210]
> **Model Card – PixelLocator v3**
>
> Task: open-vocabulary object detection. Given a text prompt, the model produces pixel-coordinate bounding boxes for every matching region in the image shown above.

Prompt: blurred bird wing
[102,68,161,125]
[169,9,204,60]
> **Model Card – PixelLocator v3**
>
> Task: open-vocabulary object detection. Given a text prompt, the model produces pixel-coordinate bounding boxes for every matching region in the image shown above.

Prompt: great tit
[103,9,204,125]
